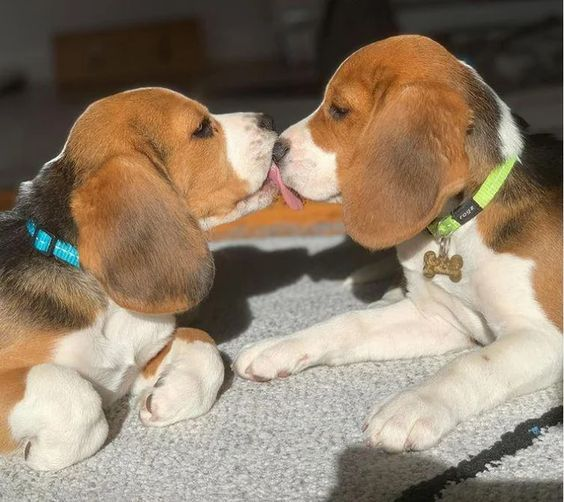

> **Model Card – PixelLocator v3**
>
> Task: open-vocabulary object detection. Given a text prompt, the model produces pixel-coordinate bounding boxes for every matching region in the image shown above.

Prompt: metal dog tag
[423,238,463,282]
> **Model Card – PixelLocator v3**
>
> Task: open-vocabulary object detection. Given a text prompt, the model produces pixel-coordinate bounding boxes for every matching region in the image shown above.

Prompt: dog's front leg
[133,328,224,427]
[1,364,108,471]
[234,298,475,381]
[365,328,562,451]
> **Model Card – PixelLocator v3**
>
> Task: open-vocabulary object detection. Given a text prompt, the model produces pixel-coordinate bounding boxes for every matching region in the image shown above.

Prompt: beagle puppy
[234,36,563,451]
[0,87,282,470]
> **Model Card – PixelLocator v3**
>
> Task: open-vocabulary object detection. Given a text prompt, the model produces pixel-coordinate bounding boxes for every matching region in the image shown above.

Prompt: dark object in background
[318,0,398,84]
[438,16,563,93]
[0,71,27,98]
[54,19,205,90]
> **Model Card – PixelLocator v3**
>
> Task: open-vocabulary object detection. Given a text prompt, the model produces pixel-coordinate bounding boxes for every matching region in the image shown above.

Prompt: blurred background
[0,0,561,237]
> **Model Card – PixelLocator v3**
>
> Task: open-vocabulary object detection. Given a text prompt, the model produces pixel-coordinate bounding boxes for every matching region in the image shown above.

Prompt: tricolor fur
[235,36,562,451]
[0,88,278,470]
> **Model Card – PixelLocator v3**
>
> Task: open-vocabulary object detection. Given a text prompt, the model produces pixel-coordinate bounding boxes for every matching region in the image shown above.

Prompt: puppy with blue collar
[0,87,284,470]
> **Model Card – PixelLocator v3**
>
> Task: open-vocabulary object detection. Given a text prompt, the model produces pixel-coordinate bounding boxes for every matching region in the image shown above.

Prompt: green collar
[427,156,518,239]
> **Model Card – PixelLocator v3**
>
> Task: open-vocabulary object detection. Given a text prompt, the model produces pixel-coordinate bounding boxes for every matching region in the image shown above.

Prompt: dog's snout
[256,113,275,131]
[272,139,290,164]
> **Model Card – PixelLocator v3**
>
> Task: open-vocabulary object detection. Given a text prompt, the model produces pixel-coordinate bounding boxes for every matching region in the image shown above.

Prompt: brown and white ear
[341,84,470,249]
[71,155,214,314]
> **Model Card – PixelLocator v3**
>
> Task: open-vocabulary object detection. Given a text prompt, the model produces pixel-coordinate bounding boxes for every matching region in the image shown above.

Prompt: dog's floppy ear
[341,84,469,249]
[72,155,214,314]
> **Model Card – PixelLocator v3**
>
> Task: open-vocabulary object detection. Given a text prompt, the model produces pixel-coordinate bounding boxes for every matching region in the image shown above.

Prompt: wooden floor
[0,191,343,240]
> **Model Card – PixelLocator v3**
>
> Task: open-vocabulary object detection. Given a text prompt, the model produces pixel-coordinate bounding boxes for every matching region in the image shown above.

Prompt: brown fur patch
[300,35,561,328]
[302,36,477,248]
[0,368,28,453]
[1,334,61,372]
[1,87,259,427]
[175,327,215,345]
[142,340,173,378]
[339,84,469,249]
[141,328,215,378]
[0,267,105,350]
[72,155,214,314]
[66,88,250,221]
[0,335,61,452]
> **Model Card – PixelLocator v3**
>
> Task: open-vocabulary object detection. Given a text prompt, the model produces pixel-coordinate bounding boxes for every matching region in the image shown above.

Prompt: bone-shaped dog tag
[423,250,463,282]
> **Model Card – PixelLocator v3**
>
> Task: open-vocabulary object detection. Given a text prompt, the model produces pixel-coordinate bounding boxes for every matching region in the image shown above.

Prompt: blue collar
[26,219,80,268]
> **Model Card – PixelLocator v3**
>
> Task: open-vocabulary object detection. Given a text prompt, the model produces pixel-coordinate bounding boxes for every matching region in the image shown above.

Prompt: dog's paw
[233,336,312,382]
[139,341,224,427]
[364,389,455,451]
[10,364,108,471]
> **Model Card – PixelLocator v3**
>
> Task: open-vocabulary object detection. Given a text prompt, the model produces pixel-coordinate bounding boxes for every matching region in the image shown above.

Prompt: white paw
[10,364,108,471]
[364,389,455,451]
[140,341,224,427]
[233,336,313,382]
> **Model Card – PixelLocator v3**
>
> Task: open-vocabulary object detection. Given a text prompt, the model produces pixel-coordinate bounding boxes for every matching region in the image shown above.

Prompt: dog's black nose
[257,113,275,131]
[272,139,290,164]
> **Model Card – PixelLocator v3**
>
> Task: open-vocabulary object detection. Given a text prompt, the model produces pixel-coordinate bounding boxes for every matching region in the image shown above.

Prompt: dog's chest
[397,226,552,342]
[398,233,474,297]
[53,302,176,406]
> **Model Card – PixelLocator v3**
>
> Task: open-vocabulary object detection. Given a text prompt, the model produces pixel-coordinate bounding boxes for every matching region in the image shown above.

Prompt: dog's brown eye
[193,117,213,138]
[329,104,349,120]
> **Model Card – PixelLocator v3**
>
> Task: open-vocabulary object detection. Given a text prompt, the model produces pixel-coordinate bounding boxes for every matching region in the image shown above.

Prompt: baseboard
[0,192,343,239]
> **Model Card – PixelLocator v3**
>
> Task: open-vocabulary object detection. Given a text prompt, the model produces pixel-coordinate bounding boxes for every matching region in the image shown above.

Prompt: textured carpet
[0,236,562,502]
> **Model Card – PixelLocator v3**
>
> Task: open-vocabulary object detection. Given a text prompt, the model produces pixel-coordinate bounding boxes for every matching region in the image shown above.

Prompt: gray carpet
[0,236,562,501]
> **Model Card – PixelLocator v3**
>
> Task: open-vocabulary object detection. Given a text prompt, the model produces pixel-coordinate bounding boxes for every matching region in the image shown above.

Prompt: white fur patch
[277,110,339,201]
[53,302,176,407]
[234,220,562,450]
[136,339,224,427]
[214,112,277,193]
[496,97,524,159]
[21,302,224,468]
[460,59,524,160]
[235,57,561,452]
[197,112,278,229]
[234,298,474,381]
[198,183,277,230]
[9,364,108,471]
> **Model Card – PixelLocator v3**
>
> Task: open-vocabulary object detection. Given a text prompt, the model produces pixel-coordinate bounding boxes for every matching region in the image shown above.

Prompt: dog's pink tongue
[268,164,304,210]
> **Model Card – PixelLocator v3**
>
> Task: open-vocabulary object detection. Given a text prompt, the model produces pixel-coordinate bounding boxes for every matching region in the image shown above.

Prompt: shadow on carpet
[182,237,398,343]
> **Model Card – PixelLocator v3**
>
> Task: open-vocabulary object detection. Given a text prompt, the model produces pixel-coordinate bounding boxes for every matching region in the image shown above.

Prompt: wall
[0,0,281,84]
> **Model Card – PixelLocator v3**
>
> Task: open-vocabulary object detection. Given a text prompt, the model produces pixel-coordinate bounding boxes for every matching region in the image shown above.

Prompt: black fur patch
[489,211,527,250]
[0,158,105,335]
[498,132,563,205]
[462,69,503,167]
[517,133,563,189]
[15,156,78,242]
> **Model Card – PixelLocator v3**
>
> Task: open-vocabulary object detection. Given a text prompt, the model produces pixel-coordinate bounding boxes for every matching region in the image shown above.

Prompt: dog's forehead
[93,88,208,119]
[329,35,462,90]
[325,72,372,108]
[324,43,399,103]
